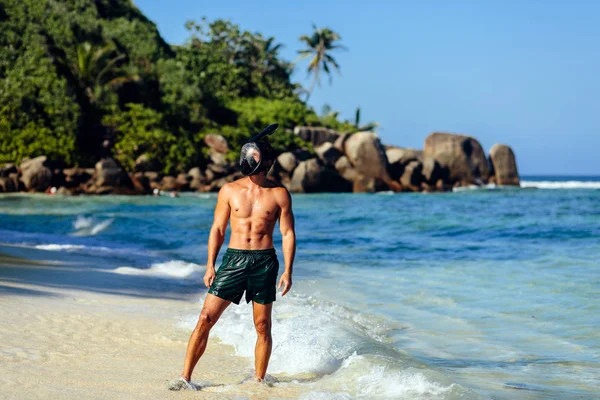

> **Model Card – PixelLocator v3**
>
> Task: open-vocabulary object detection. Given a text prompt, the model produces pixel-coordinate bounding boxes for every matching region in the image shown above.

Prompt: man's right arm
[204,185,231,288]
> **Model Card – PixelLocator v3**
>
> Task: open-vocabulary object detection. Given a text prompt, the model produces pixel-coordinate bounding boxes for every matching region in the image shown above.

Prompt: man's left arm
[277,188,295,297]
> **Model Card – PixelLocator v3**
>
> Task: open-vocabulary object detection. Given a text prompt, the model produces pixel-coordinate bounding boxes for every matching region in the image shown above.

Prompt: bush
[103,104,202,174]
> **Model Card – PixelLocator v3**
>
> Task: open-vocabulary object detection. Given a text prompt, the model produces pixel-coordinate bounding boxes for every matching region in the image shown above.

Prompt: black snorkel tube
[246,123,279,143]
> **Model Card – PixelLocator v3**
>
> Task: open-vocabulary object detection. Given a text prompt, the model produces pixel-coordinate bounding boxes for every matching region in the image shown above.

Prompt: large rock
[160,176,177,191]
[95,158,120,171]
[63,168,93,187]
[94,158,134,190]
[424,132,490,185]
[343,132,388,179]
[400,160,423,190]
[315,142,343,166]
[19,156,52,191]
[0,177,16,193]
[290,159,351,193]
[489,144,520,186]
[343,132,402,192]
[9,173,23,192]
[1,163,17,177]
[294,126,339,147]
[204,134,229,153]
[386,147,423,165]
[385,147,423,181]
[96,168,129,187]
[188,167,204,180]
[333,133,350,153]
[334,156,360,182]
[276,152,298,174]
[352,175,376,193]
[175,173,191,191]
[422,156,443,184]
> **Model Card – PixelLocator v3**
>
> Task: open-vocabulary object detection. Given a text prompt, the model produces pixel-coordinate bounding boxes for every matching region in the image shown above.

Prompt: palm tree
[73,41,139,104]
[297,25,346,102]
[353,106,379,132]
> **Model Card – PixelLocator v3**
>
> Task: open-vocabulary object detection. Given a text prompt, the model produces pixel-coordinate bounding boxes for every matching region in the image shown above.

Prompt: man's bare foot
[167,377,201,391]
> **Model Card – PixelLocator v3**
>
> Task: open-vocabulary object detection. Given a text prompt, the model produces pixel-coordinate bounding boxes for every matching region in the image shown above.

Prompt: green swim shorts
[208,248,279,305]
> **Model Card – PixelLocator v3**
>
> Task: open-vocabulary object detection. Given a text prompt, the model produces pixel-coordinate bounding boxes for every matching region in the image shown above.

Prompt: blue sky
[134,0,600,175]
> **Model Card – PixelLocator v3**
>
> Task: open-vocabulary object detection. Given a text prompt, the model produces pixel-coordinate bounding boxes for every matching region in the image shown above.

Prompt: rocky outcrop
[276,152,298,174]
[294,126,339,147]
[2,125,519,196]
[0,163,17,177]
[0,177,16,193]
[315,142,344,166]
[334,156,360,183]
[19,156,52,191]
[204,134,229,154]
[422,156,443,184]
[83,158,140,194]
[63,168,93,188]
[343,132,401,192]
[344,132,388,179]
[400,160,423,190]
[290,159,351,193]
[386,147,424,181]
[489,144,519,186]
[424,132,490,185]
[386,147,423,165]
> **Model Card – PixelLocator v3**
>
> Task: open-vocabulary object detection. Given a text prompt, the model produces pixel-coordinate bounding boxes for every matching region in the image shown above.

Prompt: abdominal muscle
[228,215,276,250]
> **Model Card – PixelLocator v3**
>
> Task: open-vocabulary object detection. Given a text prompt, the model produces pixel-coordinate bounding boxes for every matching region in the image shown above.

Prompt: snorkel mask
[239,124,279,176]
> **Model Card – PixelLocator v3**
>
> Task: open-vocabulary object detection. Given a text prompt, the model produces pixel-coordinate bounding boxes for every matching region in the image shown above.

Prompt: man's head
[239,140,275,176]
[239,124,279,176]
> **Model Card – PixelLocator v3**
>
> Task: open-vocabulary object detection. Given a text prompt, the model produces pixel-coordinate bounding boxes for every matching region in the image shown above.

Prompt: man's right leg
[181,294,231,380]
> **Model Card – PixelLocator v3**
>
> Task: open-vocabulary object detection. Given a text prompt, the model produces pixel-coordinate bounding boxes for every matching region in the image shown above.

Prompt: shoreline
[0,245,308,399]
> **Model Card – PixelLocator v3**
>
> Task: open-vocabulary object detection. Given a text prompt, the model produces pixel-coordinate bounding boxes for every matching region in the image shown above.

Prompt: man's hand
[278,272,292,297]
[204,267,215,288]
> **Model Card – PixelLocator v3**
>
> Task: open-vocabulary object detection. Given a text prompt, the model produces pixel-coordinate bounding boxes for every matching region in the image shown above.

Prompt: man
[169,125,296,390]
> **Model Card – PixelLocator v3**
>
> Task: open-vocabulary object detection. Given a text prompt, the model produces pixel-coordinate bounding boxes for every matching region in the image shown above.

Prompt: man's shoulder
[218,180,242,197]
[270,184,291,204]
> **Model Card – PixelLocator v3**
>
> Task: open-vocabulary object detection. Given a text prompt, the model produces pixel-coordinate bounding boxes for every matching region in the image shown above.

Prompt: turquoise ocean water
[1,176,598,399]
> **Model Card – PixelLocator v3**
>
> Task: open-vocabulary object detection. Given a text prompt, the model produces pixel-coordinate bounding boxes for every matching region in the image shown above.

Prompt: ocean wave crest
[112,260,205,284]
[521,180,600,189]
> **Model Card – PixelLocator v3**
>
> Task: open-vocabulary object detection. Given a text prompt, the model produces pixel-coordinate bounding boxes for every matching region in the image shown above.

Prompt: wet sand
[0,246,305,400]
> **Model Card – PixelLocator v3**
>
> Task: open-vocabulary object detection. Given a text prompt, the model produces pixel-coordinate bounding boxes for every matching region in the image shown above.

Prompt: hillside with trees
[0,0,352,174]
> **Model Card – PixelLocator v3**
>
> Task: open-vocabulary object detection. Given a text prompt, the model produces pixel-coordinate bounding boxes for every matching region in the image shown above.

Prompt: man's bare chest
[229,195,279,220]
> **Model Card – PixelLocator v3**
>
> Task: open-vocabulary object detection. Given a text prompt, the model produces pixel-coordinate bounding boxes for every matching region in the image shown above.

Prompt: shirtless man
[169,126,296,390]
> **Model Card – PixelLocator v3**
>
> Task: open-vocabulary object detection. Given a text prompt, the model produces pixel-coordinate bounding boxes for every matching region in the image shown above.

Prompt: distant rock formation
[294,126,339,147]
[489,144,519,186]
[1,127,520,195]
[424,132,490,186]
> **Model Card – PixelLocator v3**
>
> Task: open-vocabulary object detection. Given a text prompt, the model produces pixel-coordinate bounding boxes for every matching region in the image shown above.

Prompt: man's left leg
[252,301,273,381]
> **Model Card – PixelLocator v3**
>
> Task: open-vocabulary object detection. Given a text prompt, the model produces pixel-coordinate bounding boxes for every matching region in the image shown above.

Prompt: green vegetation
[0,0,362,174]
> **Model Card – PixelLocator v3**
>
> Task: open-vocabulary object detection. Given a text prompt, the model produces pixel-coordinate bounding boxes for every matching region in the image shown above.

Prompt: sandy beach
[0,245,307,400]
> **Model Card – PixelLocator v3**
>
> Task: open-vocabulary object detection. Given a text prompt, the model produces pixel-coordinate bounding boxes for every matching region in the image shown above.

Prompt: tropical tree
[353,106,379,132]
[72,41,139,105]
[297,25,346,102]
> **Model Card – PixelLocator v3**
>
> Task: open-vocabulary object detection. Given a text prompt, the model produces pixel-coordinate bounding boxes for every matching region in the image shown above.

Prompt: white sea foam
[113,260,205,284]
[192,293,397,376]
[71,216,114,236]
[452,183,498,192]
[299,353,470,400]
[521,180,600,189]
[186,293,477,399]
[73,215,93,230]
[34,244,112,252]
